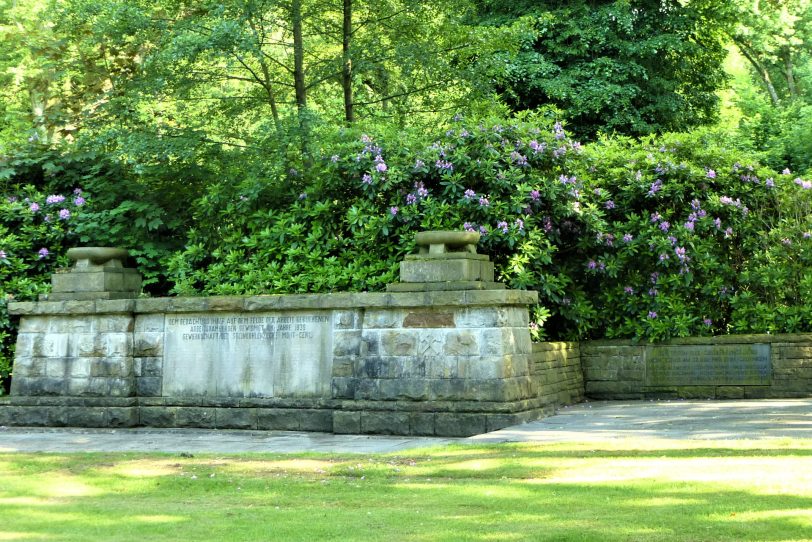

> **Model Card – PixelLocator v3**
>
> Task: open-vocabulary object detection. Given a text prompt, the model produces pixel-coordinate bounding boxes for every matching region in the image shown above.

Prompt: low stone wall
[2,291,590,436]
[530,342,584,407]
[581,335,812,399]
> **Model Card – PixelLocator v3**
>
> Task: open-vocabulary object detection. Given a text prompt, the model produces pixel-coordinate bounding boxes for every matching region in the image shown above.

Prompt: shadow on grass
[1,443,811,541]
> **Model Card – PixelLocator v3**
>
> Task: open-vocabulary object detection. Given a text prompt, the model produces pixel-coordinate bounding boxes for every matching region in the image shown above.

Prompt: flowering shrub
[167,116,812,343]
[575,130,812,340]
[0,186,87,393]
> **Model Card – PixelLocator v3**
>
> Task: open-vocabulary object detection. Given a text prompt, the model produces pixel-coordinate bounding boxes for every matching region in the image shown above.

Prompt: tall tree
[473,0,730,138]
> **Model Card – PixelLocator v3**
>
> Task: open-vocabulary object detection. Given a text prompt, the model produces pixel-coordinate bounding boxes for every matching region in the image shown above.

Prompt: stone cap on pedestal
[414,231,480,255]
[42,246,142,301]
[67,247,129,269]
[387,230,504,291]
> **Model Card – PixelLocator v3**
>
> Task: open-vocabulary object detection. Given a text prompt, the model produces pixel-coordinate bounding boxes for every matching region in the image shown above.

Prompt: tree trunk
[734,38,781,107]
[342,0,354,123]
[782,49,798,101]
[292,0,307,114]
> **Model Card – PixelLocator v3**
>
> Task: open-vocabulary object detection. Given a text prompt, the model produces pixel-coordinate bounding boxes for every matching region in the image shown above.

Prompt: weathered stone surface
[399,259,495,283]
[380,331,417,357]
[215,408,256,429]
[435,413,487,437]
[444,331,479,356]
[403,311,455,328]
[134,333,164,357]
[645,344,771,386]
[137,377,162,397]
[175,407,215,428]
[333,410,361,433]
[134,314,165,333]
[361,411,411,435]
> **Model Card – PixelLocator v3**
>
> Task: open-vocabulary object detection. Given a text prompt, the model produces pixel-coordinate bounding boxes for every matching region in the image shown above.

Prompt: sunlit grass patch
[2,439,812,541]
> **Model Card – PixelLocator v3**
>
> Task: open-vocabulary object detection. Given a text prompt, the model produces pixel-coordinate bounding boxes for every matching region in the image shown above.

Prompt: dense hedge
[2,112,812,393]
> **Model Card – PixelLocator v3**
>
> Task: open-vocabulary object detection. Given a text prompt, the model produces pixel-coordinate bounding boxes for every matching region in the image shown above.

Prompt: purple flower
[659,253,669,261]
[714,218,722,229]
[29,202,40,212]
[497,221,509,233]
[529,140,545,154]
[330,155,339,163]
[362,173,373,185]
[675,246,686,260]
[624,286,634,294]
[683,221,695,232]
[648,311,658,319]
[464,189,476,199]
[703,318,712,326]
[783,168,791,175]
[766,178,775,188]
[623,233,633,243]
[649,288,658,296]
[605,200,615,210]
[782,238,792,246]
[691,199,702,210]
[298,193,307,200]
[46,195,65,205]
[435,159,454,171]
[587,260,597,270]
[668,236,678,245]
[724,227,733,238]
[804,232,812,239]
[648,180,663,196]
[74,196,86,206]
[0,250,6,259]
[389,206,398,216]
[510,151,528,166]
[417,186,429,198]
[376,162,387,173]
[650,212,662,223]
[479,225,488,236]
[706,169,717,179]
[73,188,82,195]
[37,248,49,259]
[58,209,70,220]
[530,189,540,201]
[414,159,425,169]
[515,218,524,231]
[659,221,670,232]
[463,222,475,232]
[406,194,417,205]
[651,272,660,283]
[478,197,490,207]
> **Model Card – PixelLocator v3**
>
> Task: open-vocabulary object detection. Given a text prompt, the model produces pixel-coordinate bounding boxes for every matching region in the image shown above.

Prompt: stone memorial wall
[0,235,586,436]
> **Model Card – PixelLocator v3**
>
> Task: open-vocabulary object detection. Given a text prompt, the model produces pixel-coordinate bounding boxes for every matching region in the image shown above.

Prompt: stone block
[430,378,468,401]
[136,357,163,377]
[137,377,163,397]
[375,379,429,401]
[331,358,355,378]
[133,333,163,357]
[134,314,165,333]
[399,258,495,283]
[716,386,745,399]
[107,407,138,427]
[333,410,361,434]
[175,407,215,428]
[13,358,46,378]
[435,413,487,437]
[66,407,107,427]
[444,331,479,356]
[380,331,417,357]
[409,412,436,436]
[44,358,69,377]
[361,411,411,435]
[333,331,361,357]
[363,309,404,329]
[14,377,65,396]
[333,310,361,330]
[18,317,49,333]
[95,299,136,314]
[97,315,134,333]
[331,377,359,399]
[141,407,177,427]
[402,311,455,328]
[215,408,256,429]
[207,297,246,312]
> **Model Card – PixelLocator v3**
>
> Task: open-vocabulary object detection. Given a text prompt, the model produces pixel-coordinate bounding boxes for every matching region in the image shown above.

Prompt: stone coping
[8,289,539,316]
[579,334,812,346]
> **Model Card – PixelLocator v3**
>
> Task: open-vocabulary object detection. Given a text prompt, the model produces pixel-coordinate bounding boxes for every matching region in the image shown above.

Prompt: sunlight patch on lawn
[0,532,51,540]
[101,460,179,478]
[718,509,812,526]
[0,497,56,506]
[40,474,103,498]
[528,457,812,490]
[129,514,185,524]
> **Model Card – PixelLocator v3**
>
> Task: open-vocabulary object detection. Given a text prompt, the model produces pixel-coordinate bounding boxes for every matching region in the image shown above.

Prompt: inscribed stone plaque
[645,344,771,386]
[162,312,333,398]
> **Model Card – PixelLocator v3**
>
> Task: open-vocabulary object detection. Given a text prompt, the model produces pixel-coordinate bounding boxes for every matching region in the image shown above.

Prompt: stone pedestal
[387,231,505,292]
[45,247,142,301]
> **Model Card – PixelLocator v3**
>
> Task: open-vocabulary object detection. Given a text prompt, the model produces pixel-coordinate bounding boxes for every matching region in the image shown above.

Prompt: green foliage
[473,0,729,139]
[0,185,83,393]
[168,114,812,342]
[577,128,812,340]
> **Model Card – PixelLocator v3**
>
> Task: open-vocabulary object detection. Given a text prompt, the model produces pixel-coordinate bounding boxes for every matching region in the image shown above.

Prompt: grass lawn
[2,439,811,541]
